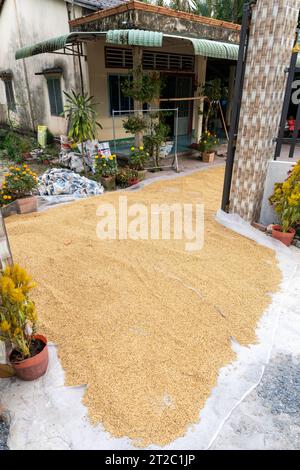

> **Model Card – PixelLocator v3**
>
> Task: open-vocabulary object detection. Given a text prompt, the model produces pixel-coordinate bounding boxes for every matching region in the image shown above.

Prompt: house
[2,0,240,146]
[0,0,127,135]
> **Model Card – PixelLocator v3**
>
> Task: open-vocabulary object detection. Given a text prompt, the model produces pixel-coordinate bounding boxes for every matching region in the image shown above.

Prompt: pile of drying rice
[6,166,281,447]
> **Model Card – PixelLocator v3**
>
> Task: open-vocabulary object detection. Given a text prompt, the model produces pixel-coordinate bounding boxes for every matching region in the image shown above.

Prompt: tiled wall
[230,0,300,222]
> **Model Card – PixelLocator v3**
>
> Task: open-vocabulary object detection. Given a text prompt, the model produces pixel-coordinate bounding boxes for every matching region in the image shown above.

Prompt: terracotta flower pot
[100,175,116,191]
[9,335,49,381]
[272,225,296,247]
[202,152,215,163]
[128,178,140,186]
[16,196,37,214]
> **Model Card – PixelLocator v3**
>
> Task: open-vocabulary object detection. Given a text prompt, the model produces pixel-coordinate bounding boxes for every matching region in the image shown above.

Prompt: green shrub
[0,131,33,162]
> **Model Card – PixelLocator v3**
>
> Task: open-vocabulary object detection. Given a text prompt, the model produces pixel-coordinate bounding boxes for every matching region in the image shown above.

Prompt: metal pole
[274,52,298,160]
[221,1,254,212]
[174,107,179,172]
[288,96,300,158]
[77,43,84,95]
[112,110,117,155]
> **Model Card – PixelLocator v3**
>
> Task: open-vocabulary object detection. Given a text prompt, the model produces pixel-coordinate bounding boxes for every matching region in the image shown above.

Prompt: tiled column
[230,0,300,222]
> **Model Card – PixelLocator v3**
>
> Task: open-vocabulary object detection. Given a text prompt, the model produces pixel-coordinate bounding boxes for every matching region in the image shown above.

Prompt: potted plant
[0,264,48,381]
[127,169,139,186]
[95,152,117,190]
[144,120,170,168]
[116,167,138,188]
[128,146,149,180]
[123,115,148,137]
[122,71,162,147]
[269,161,300,246]
[62,91,102,175]
[0,164,38,214]
[116,167,131,188]
[198,131,219,163]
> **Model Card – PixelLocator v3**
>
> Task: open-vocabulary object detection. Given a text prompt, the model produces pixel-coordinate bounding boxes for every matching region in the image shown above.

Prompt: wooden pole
[132,46,143,148]
[160,96,206,102]
[218,101,229,141]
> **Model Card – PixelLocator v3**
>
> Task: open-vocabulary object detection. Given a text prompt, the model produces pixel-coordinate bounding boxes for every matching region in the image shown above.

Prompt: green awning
[15,29,239,61]
[187,37,239,59]
[106,30,239,59]
[106,29,163,48]
[161,34,239,59]
[15,29,300,65]
[15,32,105,60]
[16,34,70,60]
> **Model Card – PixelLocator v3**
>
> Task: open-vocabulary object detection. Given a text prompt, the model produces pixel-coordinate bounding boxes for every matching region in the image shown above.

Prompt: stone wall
[230,0,300,222]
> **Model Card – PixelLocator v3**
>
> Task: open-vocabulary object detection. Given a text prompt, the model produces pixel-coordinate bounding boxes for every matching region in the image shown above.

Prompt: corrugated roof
[15,29,239,60]
[189,38,239,60]
[106,29,163,48]
[15,32,105,60]
[80,0,129,9]
[106,30,238,59]
[16,28,298,64]
[65,0,129,11]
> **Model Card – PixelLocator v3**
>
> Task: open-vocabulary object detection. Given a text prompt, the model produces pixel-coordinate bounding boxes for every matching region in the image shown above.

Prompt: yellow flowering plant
[128,146,149,171]
[94,152,117,177]
[0,264,37,359]
[0,164,38,207]
[198,131,219,153]
[269,160,300,232]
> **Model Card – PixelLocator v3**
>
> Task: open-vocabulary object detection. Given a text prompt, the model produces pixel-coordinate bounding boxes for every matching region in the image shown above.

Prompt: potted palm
[198,131,219,163]
[0,264,48,381]
[0,164,38,214]
[269,161,300,246]
[63,91,102,175]
[128,146,149,181]
[95,152,117,190]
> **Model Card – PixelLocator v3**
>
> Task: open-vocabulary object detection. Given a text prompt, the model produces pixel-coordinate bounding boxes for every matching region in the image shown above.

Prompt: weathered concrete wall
[70,3,240,44]
[0,0,88,135]
[230,0,300,222]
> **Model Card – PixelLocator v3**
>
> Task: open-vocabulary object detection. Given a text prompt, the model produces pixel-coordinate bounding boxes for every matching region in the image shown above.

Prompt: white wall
[259,160,294,226]
[0,0,88,135]
[87,36,206,142]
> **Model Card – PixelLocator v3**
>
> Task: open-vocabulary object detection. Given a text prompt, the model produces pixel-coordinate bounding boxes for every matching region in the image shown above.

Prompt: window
[143,51,194,72]
[105,48,194,72]
[108,74,133,115]
[105,47,133,69]
[46,77,63,116]
[4,79,16,111]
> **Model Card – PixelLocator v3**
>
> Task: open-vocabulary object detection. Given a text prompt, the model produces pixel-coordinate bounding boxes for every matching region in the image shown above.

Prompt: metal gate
[274,43,300,160]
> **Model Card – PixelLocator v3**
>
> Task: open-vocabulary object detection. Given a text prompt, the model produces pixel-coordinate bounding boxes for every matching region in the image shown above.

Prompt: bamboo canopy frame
[160,95,229,141]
